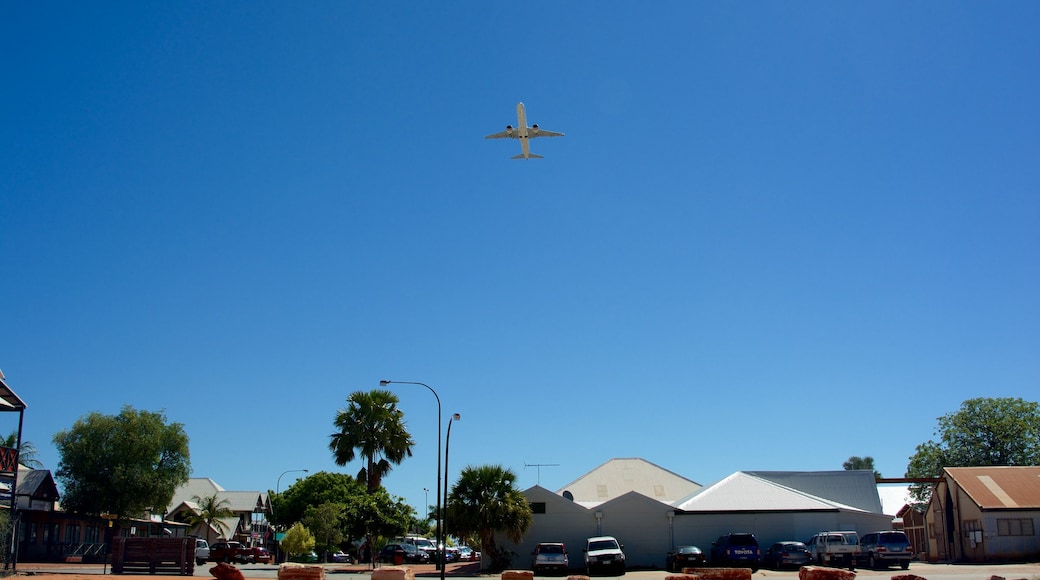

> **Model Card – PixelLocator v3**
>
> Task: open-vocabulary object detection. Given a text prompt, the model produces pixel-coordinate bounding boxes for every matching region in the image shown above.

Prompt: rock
[799,565,857,580]
[210,562,245,580]
[277,562,327,580]
[502,571,535,580]
[371,565,414,580]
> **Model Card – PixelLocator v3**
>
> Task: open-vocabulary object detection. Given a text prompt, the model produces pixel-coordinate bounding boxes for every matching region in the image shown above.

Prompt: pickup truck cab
[194,539,210,566]
[806,531,860,570]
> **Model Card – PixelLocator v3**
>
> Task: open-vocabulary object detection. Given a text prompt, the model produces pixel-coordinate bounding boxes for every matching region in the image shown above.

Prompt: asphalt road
[13,561,1040,580]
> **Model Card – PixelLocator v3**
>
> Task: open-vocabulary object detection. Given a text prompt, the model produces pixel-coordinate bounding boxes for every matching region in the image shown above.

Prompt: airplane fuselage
[516,102,532,158]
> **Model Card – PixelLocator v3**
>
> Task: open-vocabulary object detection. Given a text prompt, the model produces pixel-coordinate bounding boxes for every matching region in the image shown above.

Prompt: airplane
[485,102,564,159]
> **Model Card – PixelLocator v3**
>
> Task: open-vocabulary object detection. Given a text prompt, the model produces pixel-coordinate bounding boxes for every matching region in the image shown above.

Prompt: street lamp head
[452,413,461,420]
[379,380,391,386]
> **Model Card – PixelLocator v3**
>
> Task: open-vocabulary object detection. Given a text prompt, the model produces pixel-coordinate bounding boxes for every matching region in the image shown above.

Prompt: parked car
[532,542,569,575]
[249,547,271,564]
[457,546,474,561]
[584,536,625,576]
[665,545,706,571]
[379,542,430,564]
[806,531,860,570]
[209,541,251,563]
[762,541,812,569]
[290,550,319,563]
[859,531,912,570]
[194,539,210,566]
[710,533,760,571]
[332,550,354,563]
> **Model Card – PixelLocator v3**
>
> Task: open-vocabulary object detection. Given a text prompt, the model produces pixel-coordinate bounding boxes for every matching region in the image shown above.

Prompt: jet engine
[531,124,539,133]
[506,125,513,133]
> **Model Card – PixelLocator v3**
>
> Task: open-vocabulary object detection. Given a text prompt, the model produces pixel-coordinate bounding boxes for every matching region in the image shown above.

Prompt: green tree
[2,431,43,469]
[53,405,191,517]
[328,390,414,492]
[272,471,411,550]
[446,465,532,571]
[906,397,1040,501]
[843,456,881,479]
[280,522,316,559]
[303,502,346,561]
[185,493,235,543]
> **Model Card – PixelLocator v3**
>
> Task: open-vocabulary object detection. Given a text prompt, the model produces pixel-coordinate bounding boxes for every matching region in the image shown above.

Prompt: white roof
[674,471,870,512]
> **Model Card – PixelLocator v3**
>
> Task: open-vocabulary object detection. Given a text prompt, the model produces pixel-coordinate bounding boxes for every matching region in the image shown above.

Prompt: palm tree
[446,464,532,571]
[328,390,414,492]
[2,431,43,469]
[187,493,235,543]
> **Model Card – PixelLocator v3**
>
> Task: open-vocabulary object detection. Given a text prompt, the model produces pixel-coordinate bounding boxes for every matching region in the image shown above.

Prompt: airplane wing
[529,129,564,138]
[485,130,515,139]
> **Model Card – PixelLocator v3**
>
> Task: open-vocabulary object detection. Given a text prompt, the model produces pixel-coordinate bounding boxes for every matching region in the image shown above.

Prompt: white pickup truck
[806,531,860,570]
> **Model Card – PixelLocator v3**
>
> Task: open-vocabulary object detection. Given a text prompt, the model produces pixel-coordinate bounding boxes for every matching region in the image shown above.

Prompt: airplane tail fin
[512,153,544,159]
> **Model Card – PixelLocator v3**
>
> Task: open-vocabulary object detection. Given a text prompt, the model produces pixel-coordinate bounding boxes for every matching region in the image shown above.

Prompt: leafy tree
[271,471,366,527]
[906,397,1040,501]
[185,493,235,543]
[2,431,43,469]
[272,471,411,549]
[446,465,532,571]
[843,456,881,479]
[328,390,414,492]
[53,405,190,517]
[280,522,316,559]
[303,502,346,561]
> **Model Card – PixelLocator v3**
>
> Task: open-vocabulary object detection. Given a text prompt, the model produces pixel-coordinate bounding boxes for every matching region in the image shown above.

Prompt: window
[530,502,546,514]
[85,525,100,543]
[997,518,1035,536]
[65,524,81,544]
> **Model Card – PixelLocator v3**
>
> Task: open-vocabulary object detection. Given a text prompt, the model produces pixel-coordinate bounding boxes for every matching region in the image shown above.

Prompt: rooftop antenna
[524,462,560,485]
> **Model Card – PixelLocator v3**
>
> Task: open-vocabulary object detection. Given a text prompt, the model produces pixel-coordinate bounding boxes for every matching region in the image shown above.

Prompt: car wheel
[901,562,910,570]
[868,554,876,569]
[197,559,205,566]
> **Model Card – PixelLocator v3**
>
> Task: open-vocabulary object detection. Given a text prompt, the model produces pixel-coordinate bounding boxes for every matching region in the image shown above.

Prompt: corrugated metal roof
[556,458,702,504]
[673,471,870,513]
[747,470,884,513]
[945,466,1040,509]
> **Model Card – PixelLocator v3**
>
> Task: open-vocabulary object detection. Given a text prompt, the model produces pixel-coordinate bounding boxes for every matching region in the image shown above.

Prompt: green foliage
[843,456,881,479]
[272,471,412,545]
[185,493,235,543]
[303,502,346,557]
[329,390,414,491]
[446,464,532,571]
[906,397,1040,501]
[52,405,191,517]
[0,509,10,567]
[280,522,316,558]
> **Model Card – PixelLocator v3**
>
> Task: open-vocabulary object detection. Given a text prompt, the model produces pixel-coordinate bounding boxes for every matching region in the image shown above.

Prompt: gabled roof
[166,478,267,515]
[746,470,884,512]
[944,466,1040,509]
[674,471,870,513]
[556,458,702,507]
[15,469,59,501]
[525,485,591,515]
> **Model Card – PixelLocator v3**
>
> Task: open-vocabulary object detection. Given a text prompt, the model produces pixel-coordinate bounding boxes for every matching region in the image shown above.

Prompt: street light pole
[276,469,309,495]
[275,469,308,564]
[442,413,460,580]
[380,379,443,570]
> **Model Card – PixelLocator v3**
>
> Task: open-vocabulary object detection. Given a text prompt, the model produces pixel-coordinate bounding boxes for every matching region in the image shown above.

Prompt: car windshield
[879,532,906,543]
[540,545,564,554]
[589,540,619,551]
[678,546,701,553]
[413,539,434,549]
[730,535,756,545]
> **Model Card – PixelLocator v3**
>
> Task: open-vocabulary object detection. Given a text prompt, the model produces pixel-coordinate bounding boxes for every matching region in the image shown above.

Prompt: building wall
[924,475,1040,563]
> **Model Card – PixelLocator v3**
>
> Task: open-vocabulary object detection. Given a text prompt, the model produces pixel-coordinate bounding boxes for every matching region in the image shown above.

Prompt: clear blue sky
[3,2,1038,518]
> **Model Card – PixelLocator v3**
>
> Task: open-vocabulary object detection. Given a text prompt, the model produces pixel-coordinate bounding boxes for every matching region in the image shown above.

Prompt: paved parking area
[12,561,1040,580]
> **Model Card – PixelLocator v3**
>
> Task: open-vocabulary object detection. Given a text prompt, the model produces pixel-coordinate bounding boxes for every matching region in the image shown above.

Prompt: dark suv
[710,533,760,571]
[859,531,912,570]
